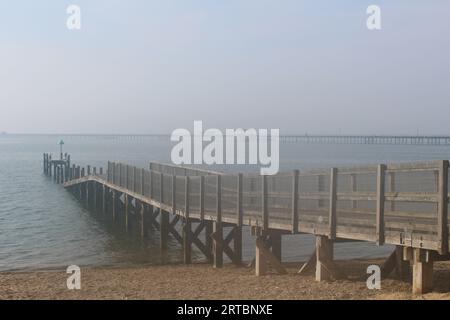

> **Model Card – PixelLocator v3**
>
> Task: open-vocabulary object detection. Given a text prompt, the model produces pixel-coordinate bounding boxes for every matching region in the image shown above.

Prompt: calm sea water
[2,135,450,271]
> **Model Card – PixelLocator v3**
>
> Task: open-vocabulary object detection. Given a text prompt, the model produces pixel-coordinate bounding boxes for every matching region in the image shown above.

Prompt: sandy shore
[2,259,450,300]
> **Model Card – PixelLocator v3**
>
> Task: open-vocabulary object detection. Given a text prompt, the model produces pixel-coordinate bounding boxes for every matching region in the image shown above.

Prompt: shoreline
[2,259,450,300]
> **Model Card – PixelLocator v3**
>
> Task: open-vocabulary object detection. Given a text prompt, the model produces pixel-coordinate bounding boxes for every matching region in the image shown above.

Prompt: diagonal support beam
[255,237,287,276]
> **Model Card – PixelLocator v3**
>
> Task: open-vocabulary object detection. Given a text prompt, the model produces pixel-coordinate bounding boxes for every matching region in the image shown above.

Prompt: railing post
[292,170,299,234]
[112,190,117,222]
[133,166,137,192]
[438,160,449,254]
[237,173,243,227]
[140,168,144,195]
[329,168,337,239]
[376,164,386,245]
[350,173,357,209]
[262,175,268,230]
[160,172,168,250]
[213,175,223,268]
[200,175,205,221]
[234,173,243,265]
[102,185,107,215]
[183,176,191,264]
[389,172,396,211]
[217,175,222,223]
[43,153,46,174]
[119,164,122,187]
[125,165,129,189]
[172,175,176,214]
[149,166,153,199]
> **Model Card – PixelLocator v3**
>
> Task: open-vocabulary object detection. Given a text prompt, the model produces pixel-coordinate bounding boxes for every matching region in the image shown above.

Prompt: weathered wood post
[67,155,71,181]
[77,166,82,198]
[271,231,282,261]
[315,168,337,281]
[102,185,107,215]
[93,181,97,210]
[315,235,334,281]
[255,228,267,276]
[292,170,299,234]
[213,175,223,268]
[125,194,130,231]
[234,173,243,265]
[200,176,213,260]
[376,164,386,245]
[350,173,357,209]
[160,173,169,250]
[183,176,192,264]
[43,153,47,174]
[112,190,117,222]
[140,168,144,195]
[329,168,337,240]
[438,160,449,254]
[389,172,396,211]
[85,180,90,208]
[255,175,270,275]
[48,154,52,177]
[140,202,148,238]
[411,248,434,294]
[262,175,268,230]
[56,166,60,184]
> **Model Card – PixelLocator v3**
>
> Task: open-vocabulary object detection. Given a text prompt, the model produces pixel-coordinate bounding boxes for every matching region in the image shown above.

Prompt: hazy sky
[0,1,449,134]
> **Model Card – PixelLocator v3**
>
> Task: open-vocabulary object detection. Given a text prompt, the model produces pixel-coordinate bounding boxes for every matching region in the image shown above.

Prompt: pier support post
[93,182,97,210]
[160,210,169,250]
[411,248,434,294]
[212,221,223,268]
[315,235,338,281]
[85,182,90,208]
[205,221,213,262]
[271,231,282,261]
[233,226,243,265]
[253,228,287,276]
[125,194,131,231]
[212,175,223,268]
[112,190,117,222]
[183,176,192,264]
[140,202,147,238]
[102,185,107,215]
[183,217,192,264]
[255,235,267,276]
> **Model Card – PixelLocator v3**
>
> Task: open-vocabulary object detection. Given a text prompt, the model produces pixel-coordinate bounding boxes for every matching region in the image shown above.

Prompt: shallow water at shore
[2,134,450,271]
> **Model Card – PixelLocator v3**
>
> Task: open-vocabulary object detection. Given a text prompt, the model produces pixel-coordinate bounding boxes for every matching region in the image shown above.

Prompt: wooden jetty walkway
[43,153,450,294]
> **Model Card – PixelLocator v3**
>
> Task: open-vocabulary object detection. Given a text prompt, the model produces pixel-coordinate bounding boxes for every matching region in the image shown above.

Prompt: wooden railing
[96,160,450,254]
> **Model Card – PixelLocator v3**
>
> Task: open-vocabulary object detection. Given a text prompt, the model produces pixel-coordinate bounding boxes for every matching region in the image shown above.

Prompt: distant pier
[281,135,450,145]
[20,134,450,145]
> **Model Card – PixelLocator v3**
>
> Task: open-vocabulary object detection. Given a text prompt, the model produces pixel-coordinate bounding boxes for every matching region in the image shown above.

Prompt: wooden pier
[43,153,450,294]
